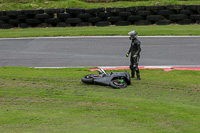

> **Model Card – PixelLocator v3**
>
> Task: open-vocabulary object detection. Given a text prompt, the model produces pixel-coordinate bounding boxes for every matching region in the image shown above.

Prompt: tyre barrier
[1,5,200,29]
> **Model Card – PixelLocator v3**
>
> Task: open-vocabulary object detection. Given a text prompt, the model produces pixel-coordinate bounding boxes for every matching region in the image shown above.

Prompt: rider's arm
[127,46,131,54]
[126,46,131,57]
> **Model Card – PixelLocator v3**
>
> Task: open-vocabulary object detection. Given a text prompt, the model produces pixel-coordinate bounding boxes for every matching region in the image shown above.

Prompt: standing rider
[126,30,141,80]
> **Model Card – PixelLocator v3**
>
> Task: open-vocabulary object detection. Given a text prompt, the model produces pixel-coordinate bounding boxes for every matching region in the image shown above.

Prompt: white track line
[34,65,200,69]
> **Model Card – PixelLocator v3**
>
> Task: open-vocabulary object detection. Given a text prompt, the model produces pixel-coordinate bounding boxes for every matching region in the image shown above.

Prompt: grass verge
[1,25,200,38]
[0,67,200,132]
[1,0,200,10]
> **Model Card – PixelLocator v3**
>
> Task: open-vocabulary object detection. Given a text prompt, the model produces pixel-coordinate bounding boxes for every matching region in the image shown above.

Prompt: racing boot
[131,70,135,78]
[136,70,141,80]
[130,65,135,78]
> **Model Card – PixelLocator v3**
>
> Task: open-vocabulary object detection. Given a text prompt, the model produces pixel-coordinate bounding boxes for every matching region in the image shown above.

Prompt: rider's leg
[135,66,141,80]
[130,56,135,78]
[134,57,141,80]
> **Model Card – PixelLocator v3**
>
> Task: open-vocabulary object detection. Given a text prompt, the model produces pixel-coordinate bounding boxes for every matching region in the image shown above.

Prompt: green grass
[0,25,200,38]
[0,67,200,132]
[1,0,200,10]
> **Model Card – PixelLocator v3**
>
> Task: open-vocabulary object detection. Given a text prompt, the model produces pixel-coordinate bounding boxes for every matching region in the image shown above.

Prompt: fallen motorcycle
[81,69,131,89]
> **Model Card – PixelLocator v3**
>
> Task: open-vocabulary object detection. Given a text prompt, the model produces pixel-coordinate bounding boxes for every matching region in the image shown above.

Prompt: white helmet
[128,30,138,40]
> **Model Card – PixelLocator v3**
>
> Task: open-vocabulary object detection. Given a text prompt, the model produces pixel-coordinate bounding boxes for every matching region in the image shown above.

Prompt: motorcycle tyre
[110,79,127,89]
[81,74,98,84]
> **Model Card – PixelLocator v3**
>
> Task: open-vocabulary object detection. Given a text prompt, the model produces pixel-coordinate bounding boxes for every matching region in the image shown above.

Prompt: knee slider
[129,65,134,70]
[133,64,137,68]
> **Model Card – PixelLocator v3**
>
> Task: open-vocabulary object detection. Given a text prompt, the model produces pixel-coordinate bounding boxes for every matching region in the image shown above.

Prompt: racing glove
[126,53,129,57]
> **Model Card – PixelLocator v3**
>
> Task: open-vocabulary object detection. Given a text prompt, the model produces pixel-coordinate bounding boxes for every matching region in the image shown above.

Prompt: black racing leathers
[127,38,141,80]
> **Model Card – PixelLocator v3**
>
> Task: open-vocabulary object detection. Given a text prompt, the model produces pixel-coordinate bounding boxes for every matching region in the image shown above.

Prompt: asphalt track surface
[0,36,200,67]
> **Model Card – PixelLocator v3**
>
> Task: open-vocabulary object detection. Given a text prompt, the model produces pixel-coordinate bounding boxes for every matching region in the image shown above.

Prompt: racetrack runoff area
[1,35,200,132]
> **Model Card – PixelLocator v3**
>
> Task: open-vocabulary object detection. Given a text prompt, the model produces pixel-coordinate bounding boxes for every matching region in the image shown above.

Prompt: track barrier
[1,5,200,29]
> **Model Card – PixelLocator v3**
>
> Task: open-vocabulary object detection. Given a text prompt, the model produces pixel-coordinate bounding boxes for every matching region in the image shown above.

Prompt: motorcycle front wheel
[81,74,98,84]
[110,79,127,89]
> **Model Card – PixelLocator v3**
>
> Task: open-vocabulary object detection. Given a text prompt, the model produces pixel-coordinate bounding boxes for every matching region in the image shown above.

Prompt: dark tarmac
[0,36,199,67]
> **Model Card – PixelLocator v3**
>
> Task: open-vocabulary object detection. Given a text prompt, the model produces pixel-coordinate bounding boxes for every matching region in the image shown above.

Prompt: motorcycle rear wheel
[110,79,127,89]
[81,74,98,84]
